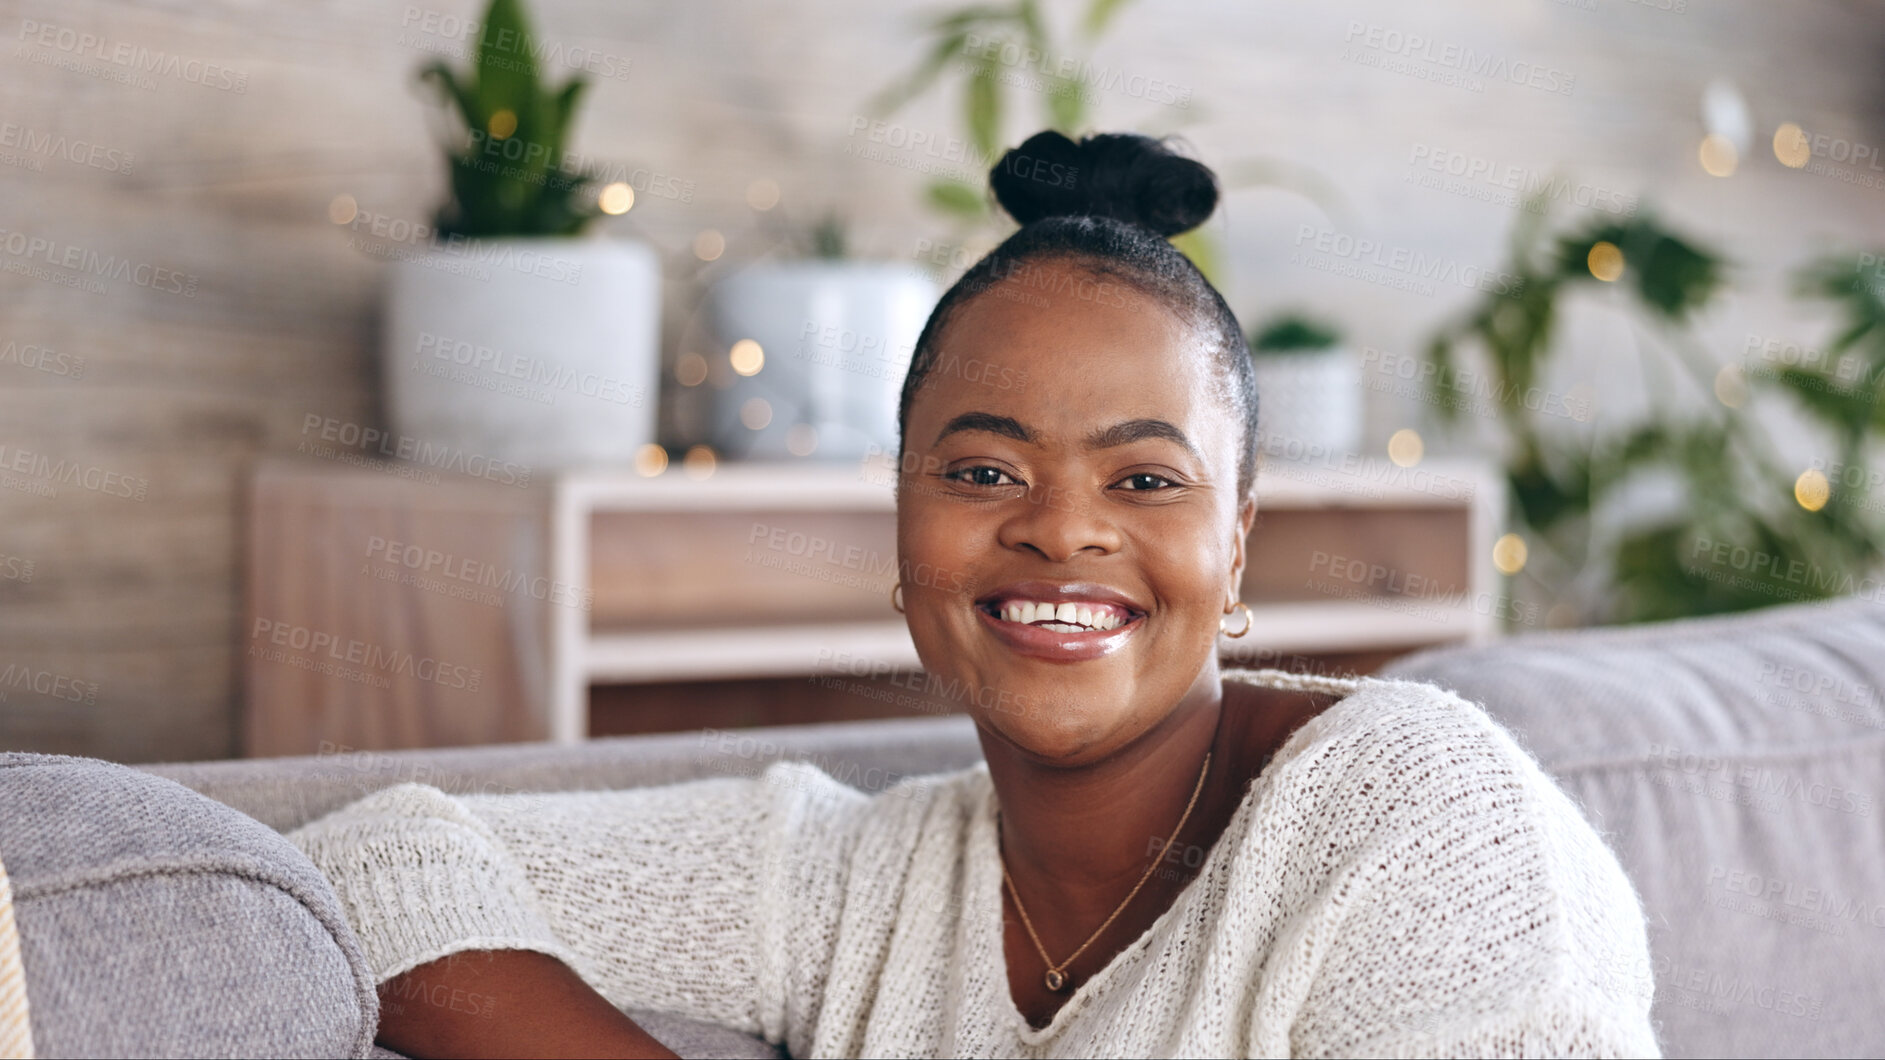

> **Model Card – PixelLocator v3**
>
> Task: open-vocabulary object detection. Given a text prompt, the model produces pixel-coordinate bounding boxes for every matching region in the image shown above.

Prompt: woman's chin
[970,695,1130,765]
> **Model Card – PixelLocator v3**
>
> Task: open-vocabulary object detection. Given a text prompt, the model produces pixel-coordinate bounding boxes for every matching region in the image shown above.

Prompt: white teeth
[992,599,1135,632]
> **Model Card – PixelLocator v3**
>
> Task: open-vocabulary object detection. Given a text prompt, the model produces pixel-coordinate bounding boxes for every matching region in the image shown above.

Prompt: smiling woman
[288,132,1662,1059]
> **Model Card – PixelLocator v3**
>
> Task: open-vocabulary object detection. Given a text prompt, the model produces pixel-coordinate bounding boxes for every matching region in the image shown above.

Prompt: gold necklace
[998,750,1213,993]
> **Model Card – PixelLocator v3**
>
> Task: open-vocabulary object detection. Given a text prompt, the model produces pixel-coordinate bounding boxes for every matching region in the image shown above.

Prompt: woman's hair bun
[988,130,1218,237]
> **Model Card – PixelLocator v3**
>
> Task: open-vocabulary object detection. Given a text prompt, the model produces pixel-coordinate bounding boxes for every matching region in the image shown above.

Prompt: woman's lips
[973,602,1143,662]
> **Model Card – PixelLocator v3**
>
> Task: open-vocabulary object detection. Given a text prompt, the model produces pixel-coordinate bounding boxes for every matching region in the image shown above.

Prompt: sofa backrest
[1382,595,1885,1060]
[143,714,986,833]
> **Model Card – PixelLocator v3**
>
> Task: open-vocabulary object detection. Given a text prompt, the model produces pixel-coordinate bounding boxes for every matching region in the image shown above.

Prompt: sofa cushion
[625,1008,783,1059]
[1382,595,1885,1059]
[0,753,378,1058]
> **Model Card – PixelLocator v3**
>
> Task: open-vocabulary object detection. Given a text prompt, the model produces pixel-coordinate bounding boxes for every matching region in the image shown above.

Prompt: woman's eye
[1117,472,1174,491]
[947,466,1017,487]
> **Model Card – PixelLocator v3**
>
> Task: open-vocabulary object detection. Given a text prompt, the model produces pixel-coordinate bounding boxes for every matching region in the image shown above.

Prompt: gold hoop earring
[1219,601,1254,638]
[891,582,905,614]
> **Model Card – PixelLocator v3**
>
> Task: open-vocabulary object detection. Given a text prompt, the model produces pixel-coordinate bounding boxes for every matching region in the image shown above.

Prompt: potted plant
[381,0,660,468]
[700,212,939,463]
[1425,204,1885,627]
[1247,313,1361,457]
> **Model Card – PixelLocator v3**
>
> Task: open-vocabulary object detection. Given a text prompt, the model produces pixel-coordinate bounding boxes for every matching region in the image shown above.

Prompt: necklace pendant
[1044,969,1067,992]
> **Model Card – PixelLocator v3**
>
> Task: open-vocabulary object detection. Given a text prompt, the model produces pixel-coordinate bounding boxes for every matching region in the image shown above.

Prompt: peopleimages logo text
[1343,21,1575,95]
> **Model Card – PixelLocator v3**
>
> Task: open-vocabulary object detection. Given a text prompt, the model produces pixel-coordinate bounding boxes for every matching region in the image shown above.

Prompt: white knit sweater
[289,670,1661,1058]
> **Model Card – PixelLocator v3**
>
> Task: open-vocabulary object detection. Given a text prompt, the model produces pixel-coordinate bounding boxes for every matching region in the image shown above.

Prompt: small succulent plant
[418,0,599,237]
[1249,314,1342,356]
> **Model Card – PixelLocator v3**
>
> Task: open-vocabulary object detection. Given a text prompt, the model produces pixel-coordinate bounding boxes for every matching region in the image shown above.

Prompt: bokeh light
[634,444,668,477]
[746,178,781,211]
[1493,533,1529,575]
[1795,468,1831,511]
[1387,428,1424,468]
[740,397,773,430]
[682,445,717,480]
[1588,241,1625,282]
[729,339,764,376]
[1699,133,1738,177]
[598,182,634,215]
[1773,122,1811,168]
[675,351,709,387]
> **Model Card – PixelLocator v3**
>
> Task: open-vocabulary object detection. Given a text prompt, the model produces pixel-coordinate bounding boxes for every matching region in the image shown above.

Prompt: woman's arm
[374,951,678,1059]
[290,764,874,1055]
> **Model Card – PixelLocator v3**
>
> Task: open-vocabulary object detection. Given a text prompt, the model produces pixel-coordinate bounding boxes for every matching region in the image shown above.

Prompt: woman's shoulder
[1225,672,1658,1053]
[1229,668,1600,845]
[1237,668,1648,931]
[1230,667,1533,775]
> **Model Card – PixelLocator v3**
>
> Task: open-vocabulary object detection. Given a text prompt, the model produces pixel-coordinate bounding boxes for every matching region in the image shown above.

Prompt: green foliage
[810,214,850,260]
[1170,228,1226,290]
[418,0,599,237]
[1426,208,1885,626]
[1249,313,1341,354]
[870,1,1340,290]
[870,0,1132,229]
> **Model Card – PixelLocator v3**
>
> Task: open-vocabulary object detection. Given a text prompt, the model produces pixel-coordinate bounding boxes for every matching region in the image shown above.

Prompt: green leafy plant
[1249,313,1341,356]
[871,0,1131,226]
[1426,204,1885,625]
[869,1,1337,291]
[418,0,599,237]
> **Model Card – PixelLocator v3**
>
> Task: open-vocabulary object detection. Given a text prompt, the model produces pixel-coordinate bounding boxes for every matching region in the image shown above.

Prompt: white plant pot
[703,262,938,461]
[383,238,661,469]
[1251,348,1363,459]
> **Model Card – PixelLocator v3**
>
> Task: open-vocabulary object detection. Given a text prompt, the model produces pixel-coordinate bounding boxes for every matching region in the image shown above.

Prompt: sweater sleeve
[286,759,871,1040]
[1282,684,1661,1059]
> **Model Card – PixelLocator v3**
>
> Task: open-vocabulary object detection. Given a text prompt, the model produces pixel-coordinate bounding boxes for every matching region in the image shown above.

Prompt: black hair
[896,130,1257,499]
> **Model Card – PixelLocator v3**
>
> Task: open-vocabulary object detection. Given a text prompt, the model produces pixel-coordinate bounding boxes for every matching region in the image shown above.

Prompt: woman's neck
[980,668,1241,922]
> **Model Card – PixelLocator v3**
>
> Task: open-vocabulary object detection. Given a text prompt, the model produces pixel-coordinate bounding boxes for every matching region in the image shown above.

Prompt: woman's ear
[1227,496,1257,607]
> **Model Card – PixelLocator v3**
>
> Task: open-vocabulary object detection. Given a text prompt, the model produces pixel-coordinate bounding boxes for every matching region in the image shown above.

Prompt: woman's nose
[995,485,1124,562]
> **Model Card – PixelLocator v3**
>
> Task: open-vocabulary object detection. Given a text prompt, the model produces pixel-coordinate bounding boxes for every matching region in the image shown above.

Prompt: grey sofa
[5,594,1882,1057]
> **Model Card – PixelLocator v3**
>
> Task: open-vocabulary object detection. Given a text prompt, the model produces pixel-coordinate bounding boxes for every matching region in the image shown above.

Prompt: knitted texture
[290,670,1661,1057]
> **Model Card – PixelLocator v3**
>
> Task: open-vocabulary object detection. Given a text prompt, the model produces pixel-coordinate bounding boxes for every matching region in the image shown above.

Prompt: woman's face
[897,259,1255,765]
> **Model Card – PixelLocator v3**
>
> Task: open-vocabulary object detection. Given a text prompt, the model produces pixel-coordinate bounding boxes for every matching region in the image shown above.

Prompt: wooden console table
[243,453,1500,756]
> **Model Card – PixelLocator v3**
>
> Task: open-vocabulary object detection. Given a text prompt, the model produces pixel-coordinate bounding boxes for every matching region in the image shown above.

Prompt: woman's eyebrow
[933,411,1035,446]
[933,413,1202,462]
[1084,418,1202,462]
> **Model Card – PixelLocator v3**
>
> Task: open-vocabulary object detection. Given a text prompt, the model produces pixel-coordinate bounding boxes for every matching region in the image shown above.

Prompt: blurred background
[3,0,1883,763]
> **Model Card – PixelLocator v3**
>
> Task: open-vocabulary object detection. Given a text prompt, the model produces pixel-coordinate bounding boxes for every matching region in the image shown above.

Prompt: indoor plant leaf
[966,59,1002,160]
[1083,0,1134,37]
[474,0,542,121]
[926,178,989,218]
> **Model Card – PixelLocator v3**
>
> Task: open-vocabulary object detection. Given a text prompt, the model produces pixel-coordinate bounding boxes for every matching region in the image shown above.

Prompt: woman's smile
[973,580,1148,662]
